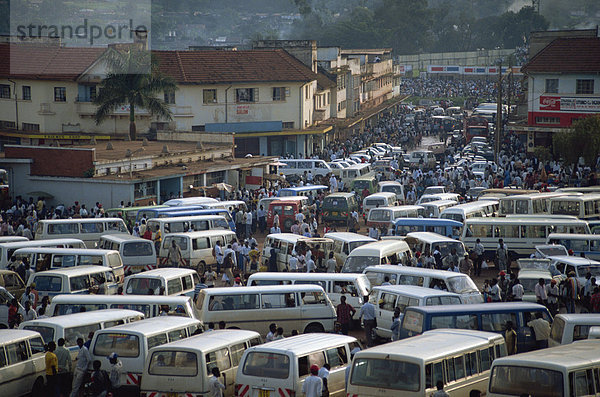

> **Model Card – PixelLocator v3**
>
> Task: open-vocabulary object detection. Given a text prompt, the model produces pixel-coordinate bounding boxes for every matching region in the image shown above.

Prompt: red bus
[463,116,489,143]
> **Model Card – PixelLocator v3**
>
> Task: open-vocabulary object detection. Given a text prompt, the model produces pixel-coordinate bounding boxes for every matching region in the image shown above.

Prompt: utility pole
[495,63,502,164]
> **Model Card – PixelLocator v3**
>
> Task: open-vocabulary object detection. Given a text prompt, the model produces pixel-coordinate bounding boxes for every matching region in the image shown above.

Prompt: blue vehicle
[278,185,328,198]
[157,209,236,232]
[399,302,552,352]
[394,218,463,239]
[136,206,205,222]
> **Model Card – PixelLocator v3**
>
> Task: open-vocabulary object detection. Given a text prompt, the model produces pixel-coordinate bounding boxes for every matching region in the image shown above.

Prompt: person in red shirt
[336,296,356,335]
[591,287,600,313]
[8,298,18,328]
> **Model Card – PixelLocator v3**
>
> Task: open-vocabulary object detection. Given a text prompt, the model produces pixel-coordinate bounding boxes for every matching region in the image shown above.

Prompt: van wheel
[0,323,7,329]
[283,219,293,231]
[197,261,206,274]
[304,323,324,333]
[31,377,44,397]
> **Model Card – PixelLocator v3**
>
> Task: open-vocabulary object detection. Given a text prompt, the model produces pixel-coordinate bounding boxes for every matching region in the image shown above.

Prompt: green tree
[94,49,176,141]
[553,115,600,166]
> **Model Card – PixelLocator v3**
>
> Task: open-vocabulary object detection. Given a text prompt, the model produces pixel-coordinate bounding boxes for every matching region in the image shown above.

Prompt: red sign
[237,105,249,114]
[245,175,262,185]
[539,96,561,111]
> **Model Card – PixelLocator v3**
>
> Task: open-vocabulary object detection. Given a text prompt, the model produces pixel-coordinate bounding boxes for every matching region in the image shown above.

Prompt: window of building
[134,181,157,199]
[203,89,217,104]
[282,122,294,129]
[77,85,96,102]
[545,79,558,93]
[0,120,16,129]
[305,85,310,100]
[54,87,66,102]
[191,125,206,132]
[576,79,594,95]
[236,88,257,103]
[22,86,31,100]
[206,171,226,185]
[22,123,40,131]
[164,90,175,104]
[326,92,330,105]
[535,117,560,124]
[0,84,10,99]
[272,87,285,101]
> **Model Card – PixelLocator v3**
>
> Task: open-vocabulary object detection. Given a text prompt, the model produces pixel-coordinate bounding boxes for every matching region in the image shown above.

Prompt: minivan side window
[230,342,247,366]
[0,346,6,367]
[298,351,326,377]
[29,337,45,355]
[481,313,517,332]
[182,275,193,291]
[70,275,90,292]
[325,346,348,368]
[167,279,183,295]
[206,348,231,374]
[6,341,29,364]
[262,293,296,309]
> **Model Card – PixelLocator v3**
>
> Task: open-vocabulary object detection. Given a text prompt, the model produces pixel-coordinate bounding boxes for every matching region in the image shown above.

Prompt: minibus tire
[197,261,206,274]
[0,323,7,329]
[304,323,324,333]
[31,377,45,397]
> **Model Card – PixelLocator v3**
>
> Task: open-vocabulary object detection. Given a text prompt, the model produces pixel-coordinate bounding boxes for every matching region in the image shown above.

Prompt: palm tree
[94,48,176,141]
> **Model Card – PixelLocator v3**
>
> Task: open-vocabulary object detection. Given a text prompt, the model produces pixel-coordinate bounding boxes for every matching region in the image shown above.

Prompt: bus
[487,339,600,397]
[34,218,129,248]
[550,194,600,220]
[463,115,489,143]
[394,218,463,239]
[162,197,219,207]
[546,233,600,261]
[139,208,235,231]
[440,200,498,223]
[278,185,328,198]
[498,192,573,216]
[347,329,506,397]
[0,238,86,269]
[461,217,590,259]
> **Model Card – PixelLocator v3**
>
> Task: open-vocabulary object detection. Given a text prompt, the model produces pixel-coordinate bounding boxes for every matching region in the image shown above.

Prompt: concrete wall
[396,49,516,70]
[156,131,234,144]
[4,145,95,177]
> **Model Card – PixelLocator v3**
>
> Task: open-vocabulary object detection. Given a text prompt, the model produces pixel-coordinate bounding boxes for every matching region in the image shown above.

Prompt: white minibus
[141,330,262,397]
[440,200,499,223]
[146,214,231,237]
[421,199,458,218]
[549,313,600,347]
[324,232,376,270]
[546,233,600,261]
[547,255,600,287]
[98,234,157,274]
[195,285,337,335]
[48,294,197,319]
[13,247,125,282]
[163,197,219,207]
[261,234,333,272]
[0,330,46,397]
[27,266,120,299]
[0,238,86,269]
[362,192,399,216]
[160,230,236,272]
[487,339,600,397]
[404,231,467,262]
[349,329,506,397]
[341,240,413,273]
[124,268,199,297]
[279,159,332,178]
[498,192,572,216]
[366,205,425,232]
[247,272,370,308]
[236,333,361,397]
[550,193,600,219]
[201,200,247,212]
[340,163,373,186]
[370,285,463,339]
[34,218,129,248]
[363,265,483,304]
[378,181,405,203]
[90,316,202,391]
[417,193,461,205]
[461,217,590,258]
[0,236,27,243]
[20,309,144,356]
[0,286,21,328]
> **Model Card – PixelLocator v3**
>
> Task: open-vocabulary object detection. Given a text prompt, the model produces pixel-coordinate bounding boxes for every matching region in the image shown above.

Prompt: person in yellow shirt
[45,341,59,397]
[153,226,162,257]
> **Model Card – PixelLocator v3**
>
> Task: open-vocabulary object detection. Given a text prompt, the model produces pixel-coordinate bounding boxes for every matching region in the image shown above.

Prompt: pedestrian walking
[45,341,59,397]
[358,295,376,347]
[336,296,356,336]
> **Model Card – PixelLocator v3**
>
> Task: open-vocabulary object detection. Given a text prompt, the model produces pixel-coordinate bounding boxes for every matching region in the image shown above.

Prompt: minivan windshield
[446,276,478,294]
[342,256,379,273]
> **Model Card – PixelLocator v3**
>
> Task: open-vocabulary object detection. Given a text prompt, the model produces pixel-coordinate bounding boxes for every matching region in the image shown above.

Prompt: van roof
[405,301,545,314]
[323,232,376,243]
[350,240,410,255]
[324,193,355,198]
[465,217,587,225]
[21,309,143,328]
[393,218,462,227]
[405,232,461,243]
[199,284,326,296]
[49,294,191,305]
[31,265,112,277]
[125,268,197,279]
[372,285,460,298]
[14,247,119,255]
[265,233,332,244]
[248,333,356,355]
[248,272,369,282]
[0,238,85,250]
[364,192,397,199]
[146,215,227,223]
[378,181,402,186]
[548,256,600,265]
[363,265,467,279]
[547,233,600,240]
[421,200,458,207]
[149,329,260,352]
[94,316,200,336]
[553,313,600,324]
[163,230,235,238]
[0,329,43,344]
[357,329,502,361]
[38,218,124,224]
[491,340,600,369]
[100,234,153,243]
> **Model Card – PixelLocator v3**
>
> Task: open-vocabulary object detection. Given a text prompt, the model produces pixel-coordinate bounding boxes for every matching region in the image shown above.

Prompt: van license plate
[167,393,177,397]
[259,390,270,397]
[332,211,338,216]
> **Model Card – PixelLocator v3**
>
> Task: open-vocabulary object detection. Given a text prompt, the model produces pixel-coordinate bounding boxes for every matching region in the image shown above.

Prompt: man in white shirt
[302,365,323,397]
[244,210,252,239]
[70,338,92,397]
[289,252,299,272]
[19,301,37,321]
[306,257,316,273]
[326,252,337,273]
[214,241,224,275]
[209,367,226,397]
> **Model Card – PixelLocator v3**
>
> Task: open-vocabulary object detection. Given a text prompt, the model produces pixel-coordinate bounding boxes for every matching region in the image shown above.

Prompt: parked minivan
[370,285,463,339]
[0,330,46,397]
[408,150,436,169]
[195,285,337,335]
[261,234,333,272]
[124,268,199,297]
[279,159,332,179]
[267,198,304,232]
[547,255,600,287]
[350,175,378,196]
[159,230,236,273]
[399,302,552,352]
[341,164,373,187]
[28,266,120,299]
[141,330,262,397]
[404,232,466,266]
[321,193,359,224]
[366,205,425,232]
[341,240,413,273]
[98,234,157,274]
[236,333,361,397]
[377,181,405,203]
[362,192,399,216]
[324,232,376,269]
[363,265,483,304]
[549,313,600,347]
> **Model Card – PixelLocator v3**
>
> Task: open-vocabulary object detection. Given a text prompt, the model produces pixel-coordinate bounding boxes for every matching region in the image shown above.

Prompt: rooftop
[521,37,600,74]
